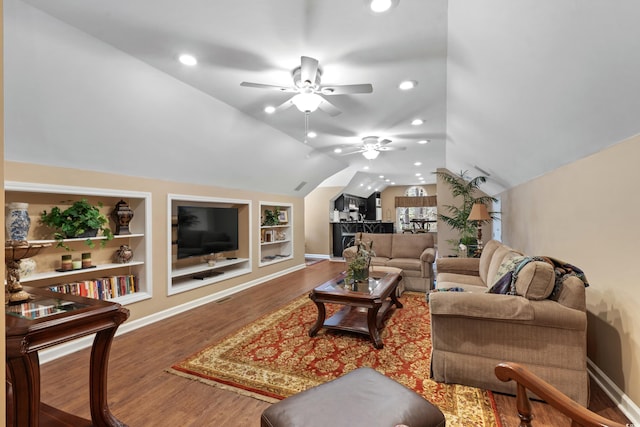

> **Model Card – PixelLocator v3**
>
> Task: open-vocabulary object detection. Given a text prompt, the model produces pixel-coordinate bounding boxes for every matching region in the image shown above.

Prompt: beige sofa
[429,240,589,406]
[343,232,436,292]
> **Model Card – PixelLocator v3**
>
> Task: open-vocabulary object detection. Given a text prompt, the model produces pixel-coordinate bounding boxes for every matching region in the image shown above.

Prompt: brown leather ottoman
[260,367,445,427]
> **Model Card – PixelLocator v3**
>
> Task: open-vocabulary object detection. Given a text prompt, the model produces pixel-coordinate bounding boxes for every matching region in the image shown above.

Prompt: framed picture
[277,210,288,223]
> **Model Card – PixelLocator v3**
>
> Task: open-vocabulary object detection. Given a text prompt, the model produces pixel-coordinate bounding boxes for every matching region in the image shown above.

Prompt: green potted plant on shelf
[262,208,280,226]
[434,170,497,256]
[40,199,114,250]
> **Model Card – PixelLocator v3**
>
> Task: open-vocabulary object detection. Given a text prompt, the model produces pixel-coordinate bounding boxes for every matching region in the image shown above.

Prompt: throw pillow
[488,255,526,294]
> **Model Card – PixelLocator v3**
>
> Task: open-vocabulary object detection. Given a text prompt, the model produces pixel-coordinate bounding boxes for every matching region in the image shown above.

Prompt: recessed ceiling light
[307,131,317,138]
[264,105,276,114]
[414,161,422,166]
[363,166,370,170]
[417,139,430,145]
[385,179,390,182]
[367,186,372,190]
[334,148,342,154]
[391,182,396,185]
[399,80,417,90]
[411,119,424,126]
[368,0,399,13]
[379,175,384,178]
[415,173,422,177]
[178,54,197,66]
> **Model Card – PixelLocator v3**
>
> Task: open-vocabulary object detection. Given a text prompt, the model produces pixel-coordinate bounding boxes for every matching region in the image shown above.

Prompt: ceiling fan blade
[240,82,296,92]
[340,148,366,156]
[317,98,341,116]
[378,138,392,146]
[320,83,373,95]
[378,146,407,152]
[300,56,319,85]
[273,97,295,112]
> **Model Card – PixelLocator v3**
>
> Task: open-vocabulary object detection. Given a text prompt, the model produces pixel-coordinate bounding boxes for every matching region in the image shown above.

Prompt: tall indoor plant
[435,170,496,254]
[40,199,114,250]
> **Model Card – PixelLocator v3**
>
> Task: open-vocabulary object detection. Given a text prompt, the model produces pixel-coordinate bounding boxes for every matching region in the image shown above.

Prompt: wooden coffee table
[308,271,402,349]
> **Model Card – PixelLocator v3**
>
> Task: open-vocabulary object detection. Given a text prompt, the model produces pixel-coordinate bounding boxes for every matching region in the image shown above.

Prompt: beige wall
[5,161,305,322]
[500,134,640,406]
[304,186,342,255]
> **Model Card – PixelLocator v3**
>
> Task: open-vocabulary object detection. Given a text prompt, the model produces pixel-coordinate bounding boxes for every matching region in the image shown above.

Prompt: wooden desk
[5,286,130,427]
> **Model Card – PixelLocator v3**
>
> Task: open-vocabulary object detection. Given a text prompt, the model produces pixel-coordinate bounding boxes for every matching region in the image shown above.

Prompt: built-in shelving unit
[4,182,152,305]
[168,194,252,295]
[259,202,293,267]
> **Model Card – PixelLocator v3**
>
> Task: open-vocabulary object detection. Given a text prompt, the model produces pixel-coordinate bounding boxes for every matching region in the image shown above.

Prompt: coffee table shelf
[308,272,402,349]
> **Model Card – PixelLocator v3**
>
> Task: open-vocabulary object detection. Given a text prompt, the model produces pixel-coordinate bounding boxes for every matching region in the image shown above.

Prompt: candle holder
[5,240,51,304]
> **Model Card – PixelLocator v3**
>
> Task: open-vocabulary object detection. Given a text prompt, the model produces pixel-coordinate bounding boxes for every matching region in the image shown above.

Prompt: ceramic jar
[115,245,134,263]
[6,202,31,241]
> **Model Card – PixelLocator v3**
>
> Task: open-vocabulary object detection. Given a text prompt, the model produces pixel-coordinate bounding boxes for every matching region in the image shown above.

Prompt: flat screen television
[176,206,239,259]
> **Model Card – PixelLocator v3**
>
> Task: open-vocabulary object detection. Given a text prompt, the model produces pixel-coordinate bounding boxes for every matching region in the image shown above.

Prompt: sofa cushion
[387,258,421,272]
[357,233,392,258]
[370,256,390,266]
[390,233,434,259]
[478,240,502,283]
[437,272,486,288]
[515,261,556,300]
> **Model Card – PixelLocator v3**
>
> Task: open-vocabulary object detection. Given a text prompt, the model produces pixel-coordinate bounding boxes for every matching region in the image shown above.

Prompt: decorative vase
[112,199,134,235]
[6,202,31,241]
[352,266,370,283]
[115,245,134,263]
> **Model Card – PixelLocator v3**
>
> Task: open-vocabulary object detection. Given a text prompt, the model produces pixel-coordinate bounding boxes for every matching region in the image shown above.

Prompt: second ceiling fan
[240,56,373,116]
[338,136,407,160]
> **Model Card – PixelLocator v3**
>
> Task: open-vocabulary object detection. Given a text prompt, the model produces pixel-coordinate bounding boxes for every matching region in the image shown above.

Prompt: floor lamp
[467,203,491,249]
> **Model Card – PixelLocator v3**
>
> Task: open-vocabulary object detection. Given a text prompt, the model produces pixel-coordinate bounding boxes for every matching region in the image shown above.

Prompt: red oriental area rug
[169,292,501,426]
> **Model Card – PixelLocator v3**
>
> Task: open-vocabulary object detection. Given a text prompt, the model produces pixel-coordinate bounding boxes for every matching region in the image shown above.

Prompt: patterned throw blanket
[489,256,589,297]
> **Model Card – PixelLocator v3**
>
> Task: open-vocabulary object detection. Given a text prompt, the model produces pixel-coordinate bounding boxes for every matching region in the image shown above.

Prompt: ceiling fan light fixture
[178,54,197,66]
[368,0,399,13]
[362,149,380,160]
[399,80,417,90]
[291,93,323,113]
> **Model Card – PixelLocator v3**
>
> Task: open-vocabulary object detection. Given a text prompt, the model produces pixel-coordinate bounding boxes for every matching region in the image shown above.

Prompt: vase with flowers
[346,240,375,285]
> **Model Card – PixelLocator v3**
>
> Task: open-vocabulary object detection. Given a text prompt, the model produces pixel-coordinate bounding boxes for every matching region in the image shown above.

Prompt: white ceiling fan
[336,136,407,159]
[240,56,373,116]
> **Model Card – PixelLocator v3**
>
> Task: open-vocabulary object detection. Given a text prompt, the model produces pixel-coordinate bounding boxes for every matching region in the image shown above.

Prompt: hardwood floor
[38,260,630,426]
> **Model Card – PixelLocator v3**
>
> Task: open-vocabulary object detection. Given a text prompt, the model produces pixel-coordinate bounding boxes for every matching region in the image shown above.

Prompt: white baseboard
[304,253,330,259]
[588,358,639,426]
[39,263,306,364]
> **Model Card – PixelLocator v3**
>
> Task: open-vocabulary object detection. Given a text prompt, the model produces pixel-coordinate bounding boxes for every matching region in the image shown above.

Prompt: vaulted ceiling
[5,0,640,197]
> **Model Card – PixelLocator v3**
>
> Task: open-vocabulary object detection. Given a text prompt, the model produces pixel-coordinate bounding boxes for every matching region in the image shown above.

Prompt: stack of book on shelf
[48,275,138,301]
